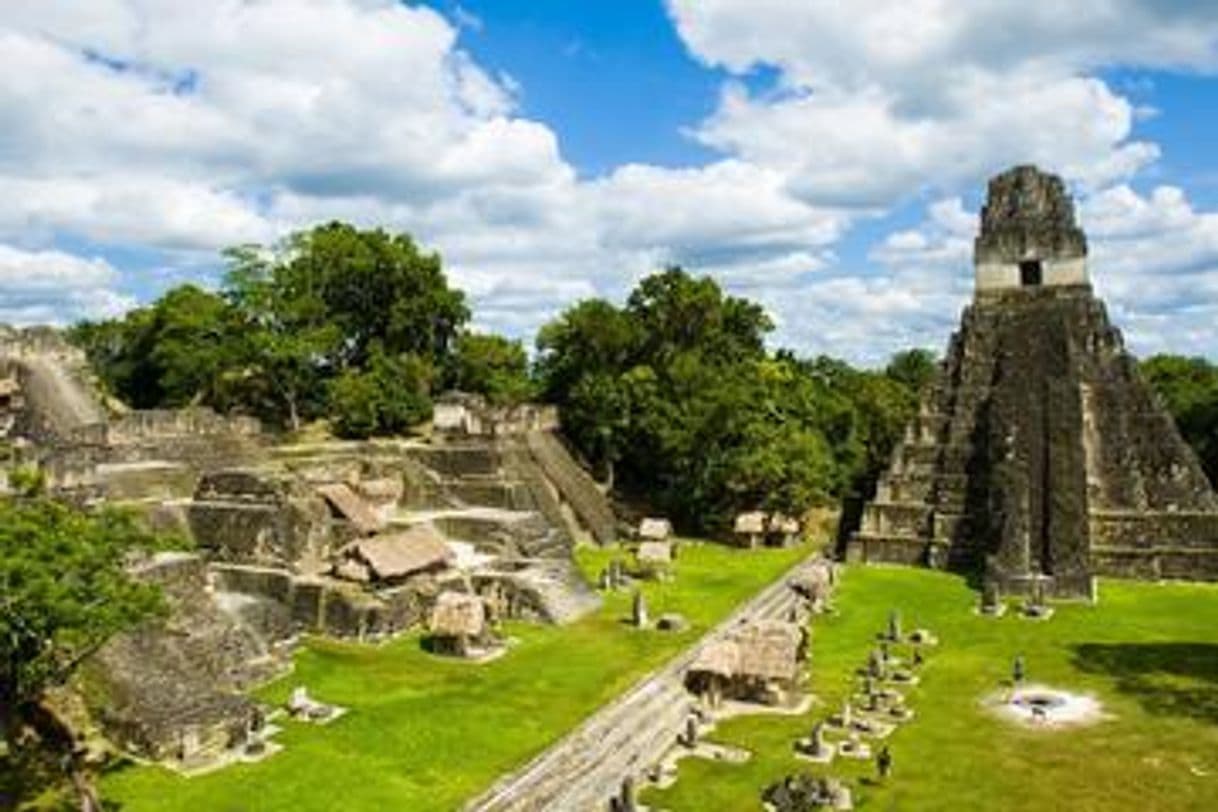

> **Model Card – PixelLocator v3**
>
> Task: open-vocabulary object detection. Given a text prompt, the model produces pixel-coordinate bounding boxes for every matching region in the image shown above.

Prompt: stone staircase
[501,560,603,625]
[848,299,1004,568]
[524,431,617,545]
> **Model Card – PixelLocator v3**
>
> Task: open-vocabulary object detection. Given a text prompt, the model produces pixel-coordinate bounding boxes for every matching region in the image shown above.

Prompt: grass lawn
[644,566,1218,811]
[100,542,809,811]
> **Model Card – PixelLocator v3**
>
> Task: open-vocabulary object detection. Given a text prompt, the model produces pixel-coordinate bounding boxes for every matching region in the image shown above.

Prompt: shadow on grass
[1072,643,1218,724]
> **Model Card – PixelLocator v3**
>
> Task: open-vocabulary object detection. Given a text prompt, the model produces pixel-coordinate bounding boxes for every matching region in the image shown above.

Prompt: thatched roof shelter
[732,620,802,681]
[638,518,673,541]
[429,592,486,639]
[341,524,452,582]
[637,540,673,565]
[317,482,385,535]
[734,511,767,535]
[690,640,740,679]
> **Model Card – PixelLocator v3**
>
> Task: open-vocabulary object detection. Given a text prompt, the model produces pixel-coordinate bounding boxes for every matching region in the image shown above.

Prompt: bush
[328,349,432,439]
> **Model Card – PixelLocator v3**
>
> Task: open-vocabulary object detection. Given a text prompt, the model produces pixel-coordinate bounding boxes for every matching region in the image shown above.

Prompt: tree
[536,269,889,534]
[448,333,534,405]
[885,348,938,393]
[71,285,248,412]
[0,497,176,810]
[75,223,474,435]
[224,243,344,431]
[148,285,248,409]
[536,298,640,403]
[71,307,163,409]
[1142,354,1218,485]
[278,222,469,369]
[625,266,770,366]
[328,346,433,439]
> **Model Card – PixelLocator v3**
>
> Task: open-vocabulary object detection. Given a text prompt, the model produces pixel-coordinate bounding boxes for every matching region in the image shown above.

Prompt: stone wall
[211,563,441,639]
[188,470,335,571]
[85,553,290,764]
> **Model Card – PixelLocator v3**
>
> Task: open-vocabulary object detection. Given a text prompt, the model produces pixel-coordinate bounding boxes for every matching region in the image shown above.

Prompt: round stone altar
[986,684,1106,729]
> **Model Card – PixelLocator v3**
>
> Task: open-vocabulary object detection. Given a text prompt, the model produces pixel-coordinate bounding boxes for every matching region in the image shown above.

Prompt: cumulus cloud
[664,0,1218,204]
[3,1,1218,363]
[0,244,135,324]
[659,0,1218,360]
[0,0,850,337]
[852,185,1218,361]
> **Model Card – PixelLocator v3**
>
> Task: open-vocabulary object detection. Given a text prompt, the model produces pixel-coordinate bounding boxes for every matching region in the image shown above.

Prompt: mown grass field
[100,542,808,811]
[645,566,1218,811]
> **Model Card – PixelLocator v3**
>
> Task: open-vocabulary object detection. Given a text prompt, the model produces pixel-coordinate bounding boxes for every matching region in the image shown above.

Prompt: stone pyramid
[847,165,1218,599]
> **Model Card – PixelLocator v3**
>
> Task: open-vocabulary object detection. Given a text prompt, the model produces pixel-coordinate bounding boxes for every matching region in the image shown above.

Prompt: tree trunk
[66,753,101,812]
[286,393,301,432]
[22,698,102,812]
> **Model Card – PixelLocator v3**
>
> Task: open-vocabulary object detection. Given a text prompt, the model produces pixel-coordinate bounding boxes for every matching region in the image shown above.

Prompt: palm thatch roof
[638,517,673,541]
[734,511,767,534]
[342,524,452,582]
[317,482,384,535]
[689,640,740,678]
[429,592,486,638]
[690,620,802,682]
[732,620,802,681]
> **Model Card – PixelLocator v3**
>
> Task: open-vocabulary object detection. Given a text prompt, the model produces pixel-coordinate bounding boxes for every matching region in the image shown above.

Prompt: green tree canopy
[73,223,474,435]
[70,285,245,410]
[1,497,178,807]
[448,332,534,405]
[885,348,938,393]
[328,345,433,440]
[1142,354,1218,484]
[535,269,916,533]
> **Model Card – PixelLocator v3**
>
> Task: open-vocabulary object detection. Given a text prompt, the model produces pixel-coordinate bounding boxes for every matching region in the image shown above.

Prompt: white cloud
[0,0,852,337]
[666,1,1218,204]
[0,244,135,324]
[847,185,1218,361]
[2,1,1218,364]
[667,1,1218,86]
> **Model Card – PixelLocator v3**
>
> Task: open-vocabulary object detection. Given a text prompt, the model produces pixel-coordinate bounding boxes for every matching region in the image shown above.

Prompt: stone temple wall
[847,165,1218,597]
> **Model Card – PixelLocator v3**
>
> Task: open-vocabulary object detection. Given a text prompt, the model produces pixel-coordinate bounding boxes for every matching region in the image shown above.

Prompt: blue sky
[4,1,1218,363]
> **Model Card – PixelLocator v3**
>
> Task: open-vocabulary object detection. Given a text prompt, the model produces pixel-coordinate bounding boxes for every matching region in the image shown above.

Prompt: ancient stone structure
[0,329,613,768]
[848,165,1218,598]
[428,592,496,657]
[85,553,291,766]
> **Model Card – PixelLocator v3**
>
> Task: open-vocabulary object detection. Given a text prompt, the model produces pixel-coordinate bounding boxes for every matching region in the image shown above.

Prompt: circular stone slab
[984,684,1107,729]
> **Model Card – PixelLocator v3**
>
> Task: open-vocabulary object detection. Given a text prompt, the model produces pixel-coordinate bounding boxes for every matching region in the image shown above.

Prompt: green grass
[644,566,1218,811]
[100,542,809,811]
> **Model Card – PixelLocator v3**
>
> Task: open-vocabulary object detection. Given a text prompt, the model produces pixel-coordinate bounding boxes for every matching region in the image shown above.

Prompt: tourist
[877,745,892,780]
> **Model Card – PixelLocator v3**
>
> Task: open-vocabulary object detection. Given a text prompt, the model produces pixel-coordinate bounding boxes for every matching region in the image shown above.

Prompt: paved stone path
[464,555,823,811]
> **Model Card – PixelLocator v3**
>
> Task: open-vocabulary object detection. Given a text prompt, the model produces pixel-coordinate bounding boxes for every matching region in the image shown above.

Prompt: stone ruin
[848,165,1218,599]
[0,332,620,769]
